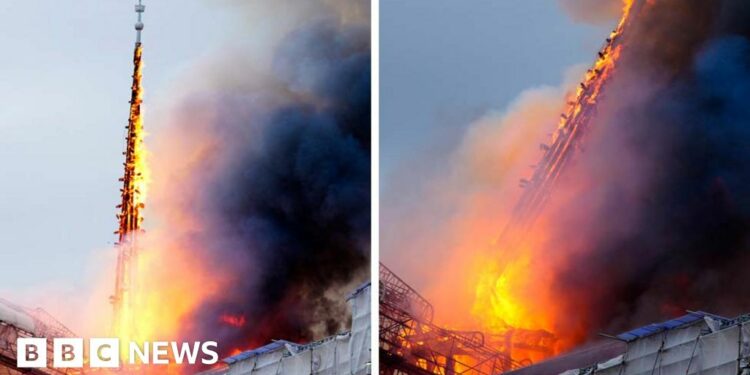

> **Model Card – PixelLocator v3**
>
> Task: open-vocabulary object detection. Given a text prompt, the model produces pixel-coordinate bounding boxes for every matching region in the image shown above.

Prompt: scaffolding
[0,299,77,375]
[380,264,523,375]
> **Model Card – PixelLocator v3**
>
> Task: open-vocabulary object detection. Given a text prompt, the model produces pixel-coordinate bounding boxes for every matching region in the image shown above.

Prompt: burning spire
[111,0,147,341]
[500,0,644,244]
[472,0,648,359]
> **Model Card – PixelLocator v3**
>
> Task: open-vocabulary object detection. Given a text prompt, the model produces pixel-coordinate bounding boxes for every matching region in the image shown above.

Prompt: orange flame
[220,314,247,328]
[107,57,225,371]
[112,43,149,346]
[131,46,150,205]
[469,0,639,360]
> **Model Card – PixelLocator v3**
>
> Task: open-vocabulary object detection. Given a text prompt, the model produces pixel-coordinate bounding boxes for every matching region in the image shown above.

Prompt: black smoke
[170,18,370,356]
[548,0,750,343]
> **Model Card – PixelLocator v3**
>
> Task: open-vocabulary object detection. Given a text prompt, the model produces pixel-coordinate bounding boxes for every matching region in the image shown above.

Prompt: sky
[380,1,614,269]
[0,1,239,299]
[381,0,611,184]
[0,0,613,315]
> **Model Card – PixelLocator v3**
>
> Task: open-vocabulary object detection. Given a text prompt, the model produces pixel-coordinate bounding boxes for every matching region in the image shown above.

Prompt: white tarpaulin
[561,314,750,375]
[0,299,36,334]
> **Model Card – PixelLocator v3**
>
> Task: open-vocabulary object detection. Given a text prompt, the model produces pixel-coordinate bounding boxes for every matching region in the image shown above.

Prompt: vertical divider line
[370,0,381,373]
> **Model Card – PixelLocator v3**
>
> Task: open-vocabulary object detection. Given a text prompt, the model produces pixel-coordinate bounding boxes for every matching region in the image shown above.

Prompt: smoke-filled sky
[381,1,615,185]
[138,0,371,355]
[382,0,750,355]
[543,0,750,343]
[0,0,370,344]
[381,1,614,288]
[0,1,237,302]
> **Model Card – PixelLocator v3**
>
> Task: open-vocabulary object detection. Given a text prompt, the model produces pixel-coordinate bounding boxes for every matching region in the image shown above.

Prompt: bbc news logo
[17,338,219,368]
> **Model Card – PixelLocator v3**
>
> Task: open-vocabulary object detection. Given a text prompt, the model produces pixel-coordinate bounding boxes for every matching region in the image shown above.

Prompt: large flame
[130,45,150,205]
[111,44,211,374]
[113,43,149,345]
[99,1,370,373]
[110,84,237,371]
[470,0,639,358]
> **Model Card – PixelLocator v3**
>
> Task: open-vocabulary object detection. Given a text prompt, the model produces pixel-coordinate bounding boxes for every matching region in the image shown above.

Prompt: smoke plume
[384,0,750,355]
[558,0,623,25]
[136,0,370,361]
[381,67,585,328]
[547,0,750,342]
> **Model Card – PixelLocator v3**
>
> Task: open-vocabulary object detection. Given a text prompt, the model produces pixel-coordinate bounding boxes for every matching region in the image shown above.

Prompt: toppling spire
[498,0,645,245]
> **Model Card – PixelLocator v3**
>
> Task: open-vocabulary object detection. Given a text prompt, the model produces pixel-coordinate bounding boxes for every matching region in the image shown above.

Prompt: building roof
[0,298,36,334]
[223,340,302,364]
[509,311,737,375]
[615,311,727,342]
[347,281,371,300]
[505,339,626,375]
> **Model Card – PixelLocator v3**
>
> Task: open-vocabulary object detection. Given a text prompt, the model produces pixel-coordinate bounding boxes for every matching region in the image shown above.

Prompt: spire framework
[111,0,147,341]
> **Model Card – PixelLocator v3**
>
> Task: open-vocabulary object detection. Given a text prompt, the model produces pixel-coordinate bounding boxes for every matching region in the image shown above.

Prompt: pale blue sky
[381,0,611,182]
[0,1,237,292]
[0,1,614,299]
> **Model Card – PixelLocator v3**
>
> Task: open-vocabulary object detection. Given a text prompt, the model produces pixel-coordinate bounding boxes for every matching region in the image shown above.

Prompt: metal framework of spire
[111,0,146,338]
[498,0,645,247]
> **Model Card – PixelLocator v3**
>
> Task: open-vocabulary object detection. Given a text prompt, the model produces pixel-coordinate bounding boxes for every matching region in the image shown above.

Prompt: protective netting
[563,318,750,375]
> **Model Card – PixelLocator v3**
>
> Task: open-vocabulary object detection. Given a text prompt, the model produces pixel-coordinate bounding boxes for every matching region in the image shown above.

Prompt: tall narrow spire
[111,0,147,340]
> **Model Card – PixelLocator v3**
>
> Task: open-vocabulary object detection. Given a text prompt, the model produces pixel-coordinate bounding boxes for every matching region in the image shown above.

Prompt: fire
[471,219,564,354]
[469,0,641,360]
[112,43,149,346]
[130,45,150,204]
[220,314,247,328]
[111,42,219,373]
[107,41,225,370]
[473,253,533,330]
